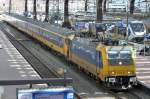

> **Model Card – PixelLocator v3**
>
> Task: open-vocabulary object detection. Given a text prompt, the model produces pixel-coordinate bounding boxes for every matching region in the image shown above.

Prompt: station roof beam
[62,0,72,29]
[44,0,50,22]
[84,0,88,12]
[9,0,12,14]
[96,0,103,23]
[25,0,28,17]
[103,0,107,13]
[130,0,135,14]
[33,0,37,20]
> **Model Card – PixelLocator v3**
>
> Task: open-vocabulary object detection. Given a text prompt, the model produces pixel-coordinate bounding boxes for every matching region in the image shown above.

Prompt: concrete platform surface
[0,30,41,99]
[136,55,150,88]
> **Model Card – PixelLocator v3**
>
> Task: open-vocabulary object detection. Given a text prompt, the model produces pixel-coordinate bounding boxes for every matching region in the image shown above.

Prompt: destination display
[17,87,74,99]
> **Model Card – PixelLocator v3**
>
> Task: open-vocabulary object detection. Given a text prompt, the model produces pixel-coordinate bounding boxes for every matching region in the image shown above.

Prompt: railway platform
[136,55,150,88]
[0,29,42,99]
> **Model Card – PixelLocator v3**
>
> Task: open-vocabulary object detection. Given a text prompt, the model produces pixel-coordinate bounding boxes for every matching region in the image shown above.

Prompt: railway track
[99,85,145,99]
[0,21,150,99]
[113,91,142,99]
[112,87,150,99]
[0,22,80,98]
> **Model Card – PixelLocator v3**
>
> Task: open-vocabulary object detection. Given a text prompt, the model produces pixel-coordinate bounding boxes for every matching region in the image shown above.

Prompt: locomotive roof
[73,37,101,49]
[9,14,75,36]
[74,37,132,51]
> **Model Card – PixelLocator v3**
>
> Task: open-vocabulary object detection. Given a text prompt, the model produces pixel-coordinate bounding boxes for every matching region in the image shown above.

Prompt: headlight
[130,77,136,82]
[109,78,116,83]
[111,71,115,75]
[128,71,131,75]
[109,71,115,75]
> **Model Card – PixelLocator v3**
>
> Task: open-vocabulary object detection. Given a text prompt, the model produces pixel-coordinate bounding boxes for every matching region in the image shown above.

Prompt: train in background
[71,18,147,42]
[116,20,146,42]
[3,14,137,89]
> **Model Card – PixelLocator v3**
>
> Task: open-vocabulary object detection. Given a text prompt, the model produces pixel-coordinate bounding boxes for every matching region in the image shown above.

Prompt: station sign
[144,34,150,41]
[75,22,89,30]
[17,87,74,99]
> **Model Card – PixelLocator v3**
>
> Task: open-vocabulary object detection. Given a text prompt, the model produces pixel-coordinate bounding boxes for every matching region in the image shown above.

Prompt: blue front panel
[96,51,103,68]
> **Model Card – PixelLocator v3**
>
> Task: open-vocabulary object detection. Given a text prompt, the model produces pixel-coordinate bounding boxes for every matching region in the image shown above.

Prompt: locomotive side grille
[116,71,126,75]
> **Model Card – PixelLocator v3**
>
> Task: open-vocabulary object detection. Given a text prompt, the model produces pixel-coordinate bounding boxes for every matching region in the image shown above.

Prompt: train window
[41,30,64,48]
[108,51,119,59]
[108,50,132,59]
[107,50,133,66]
[130,23,144,32]
[120,51,132,59]
[38,28,43,35]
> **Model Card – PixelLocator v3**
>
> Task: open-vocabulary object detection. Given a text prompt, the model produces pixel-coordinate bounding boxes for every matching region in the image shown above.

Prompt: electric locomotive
[69,37,137,89]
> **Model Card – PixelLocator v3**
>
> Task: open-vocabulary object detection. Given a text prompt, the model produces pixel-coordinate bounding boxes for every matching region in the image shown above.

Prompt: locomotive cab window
[130,23,144,32]
[108,51,118,59]
[120,51,132,59]
[107,50,133,66]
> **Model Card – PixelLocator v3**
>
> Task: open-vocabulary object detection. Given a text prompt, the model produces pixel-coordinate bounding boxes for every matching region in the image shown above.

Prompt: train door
[96,51,103,76]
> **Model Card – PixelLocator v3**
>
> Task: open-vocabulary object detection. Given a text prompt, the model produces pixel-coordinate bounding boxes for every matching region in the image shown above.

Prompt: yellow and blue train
[4,14,137,89]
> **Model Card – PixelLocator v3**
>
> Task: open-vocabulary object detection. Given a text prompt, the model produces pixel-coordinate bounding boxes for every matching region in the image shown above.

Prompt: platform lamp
[57,0,59,24]
[143,0,149,57]
[2,3,5,13]
[63,69,67,86]
[144,35,146,57]
[9,0,12,14]
[126,0,129,41]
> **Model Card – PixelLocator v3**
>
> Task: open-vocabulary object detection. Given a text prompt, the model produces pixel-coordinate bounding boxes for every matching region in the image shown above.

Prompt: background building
[1,0,150,15]
[0,0,9,13]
